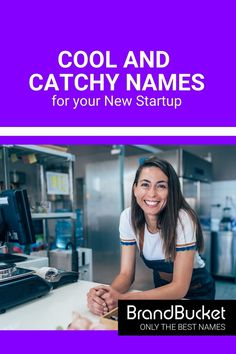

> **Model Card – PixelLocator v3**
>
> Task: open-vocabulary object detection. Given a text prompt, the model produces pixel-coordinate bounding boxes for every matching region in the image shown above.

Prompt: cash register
[0,189,52,314]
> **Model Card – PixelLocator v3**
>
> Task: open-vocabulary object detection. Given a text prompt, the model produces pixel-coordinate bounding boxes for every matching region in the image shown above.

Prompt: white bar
[0,127,236,136]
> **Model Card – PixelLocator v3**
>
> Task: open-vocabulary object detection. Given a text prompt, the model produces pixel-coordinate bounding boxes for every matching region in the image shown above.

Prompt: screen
[0,189,36,245]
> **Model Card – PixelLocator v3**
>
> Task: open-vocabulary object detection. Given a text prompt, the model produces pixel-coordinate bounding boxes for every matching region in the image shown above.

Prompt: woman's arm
[124,249,195,300]
[101,250,195,309]
[87,244,136,315]
[110,244,136,293]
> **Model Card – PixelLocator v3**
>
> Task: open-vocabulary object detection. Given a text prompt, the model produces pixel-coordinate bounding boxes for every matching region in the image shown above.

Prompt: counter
[0,280,100,330]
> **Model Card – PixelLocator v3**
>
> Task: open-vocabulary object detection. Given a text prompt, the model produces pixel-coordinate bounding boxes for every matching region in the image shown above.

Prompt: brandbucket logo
[118,300,236,335]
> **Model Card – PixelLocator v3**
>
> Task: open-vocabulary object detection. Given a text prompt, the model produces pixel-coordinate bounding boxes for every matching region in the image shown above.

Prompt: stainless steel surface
[68,159,75,210]
[153,149,180,175]
[182,150,212,182]
[199,182,212,216]
[153,149,213,182]
[2,147,10,189]
[212,231,236,278]
[85,159,122,283]
[182,179,199,211]
[201,231,212,273]
[39,163,46,203]
[119,146,125,212]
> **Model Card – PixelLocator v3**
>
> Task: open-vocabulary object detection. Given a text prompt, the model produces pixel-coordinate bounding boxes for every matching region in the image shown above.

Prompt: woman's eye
[141,183,149,188]
[157,184,167,190]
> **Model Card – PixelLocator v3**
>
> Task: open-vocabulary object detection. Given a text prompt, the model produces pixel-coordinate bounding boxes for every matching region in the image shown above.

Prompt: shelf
[2,145,75,161]
[31,212,76,220]
[1,144,76,248]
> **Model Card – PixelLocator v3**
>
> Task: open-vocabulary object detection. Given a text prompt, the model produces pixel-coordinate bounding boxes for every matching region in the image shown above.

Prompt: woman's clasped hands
[87,285,122,316]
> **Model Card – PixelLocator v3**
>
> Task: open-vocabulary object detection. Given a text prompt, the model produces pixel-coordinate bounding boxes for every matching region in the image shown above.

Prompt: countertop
[0,280,101,330]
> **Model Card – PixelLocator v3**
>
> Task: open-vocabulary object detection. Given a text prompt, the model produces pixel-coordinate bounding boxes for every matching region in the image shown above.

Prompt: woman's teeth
[145,200,159,206]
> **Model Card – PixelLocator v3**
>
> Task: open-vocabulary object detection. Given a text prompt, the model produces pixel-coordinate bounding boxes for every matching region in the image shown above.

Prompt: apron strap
[139,225,174,285]
[139,225,145,254]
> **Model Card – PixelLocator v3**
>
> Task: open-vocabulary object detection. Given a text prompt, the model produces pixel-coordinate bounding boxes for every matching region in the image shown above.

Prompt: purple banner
[1,0,236,351]
[1,136,236,144]
[1,1,236,126]
[0,331,235,354]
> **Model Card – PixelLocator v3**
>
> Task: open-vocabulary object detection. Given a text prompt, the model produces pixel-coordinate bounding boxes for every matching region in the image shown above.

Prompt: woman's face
[133,166,168,217]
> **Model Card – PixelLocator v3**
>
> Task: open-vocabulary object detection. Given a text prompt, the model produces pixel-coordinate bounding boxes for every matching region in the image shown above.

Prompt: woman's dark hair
[131,157,204,260]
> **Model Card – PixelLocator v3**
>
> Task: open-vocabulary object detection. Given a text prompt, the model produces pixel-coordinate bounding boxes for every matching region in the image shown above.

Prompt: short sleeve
[119,208,137,246]
[176,209,197,252]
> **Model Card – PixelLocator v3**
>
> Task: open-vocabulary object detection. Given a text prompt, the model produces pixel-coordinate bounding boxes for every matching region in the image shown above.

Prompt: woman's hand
[87,287,109,316]
[100,286,123,311]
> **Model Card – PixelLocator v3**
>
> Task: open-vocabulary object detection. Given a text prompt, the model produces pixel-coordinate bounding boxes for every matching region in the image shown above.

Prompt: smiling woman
[87,157,215,316]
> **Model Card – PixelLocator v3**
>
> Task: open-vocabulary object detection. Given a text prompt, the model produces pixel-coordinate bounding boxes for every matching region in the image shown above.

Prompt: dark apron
[141,254,215,299]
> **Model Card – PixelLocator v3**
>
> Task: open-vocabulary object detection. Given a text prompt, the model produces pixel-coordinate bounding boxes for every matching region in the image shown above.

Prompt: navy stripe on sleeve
[176,245,197,252]
[120,241,136,246]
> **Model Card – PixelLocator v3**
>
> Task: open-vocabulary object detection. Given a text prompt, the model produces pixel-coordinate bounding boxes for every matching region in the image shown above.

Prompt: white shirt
[119,207,205,269]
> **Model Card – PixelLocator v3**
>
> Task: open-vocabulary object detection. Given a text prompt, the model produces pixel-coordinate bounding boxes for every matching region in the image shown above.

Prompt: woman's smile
[144,200,160,207]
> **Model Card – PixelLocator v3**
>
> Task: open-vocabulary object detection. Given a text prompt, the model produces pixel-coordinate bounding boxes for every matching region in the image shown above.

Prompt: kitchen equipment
[219,208,232,231]
[212,231,236,279]
[49,248,78,272]
[36,267,78,289]
[200,231,212,273]
[0,264,51,313]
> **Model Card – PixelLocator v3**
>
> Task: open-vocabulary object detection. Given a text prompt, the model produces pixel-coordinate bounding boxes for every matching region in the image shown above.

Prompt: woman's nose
[148,186,158,197]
